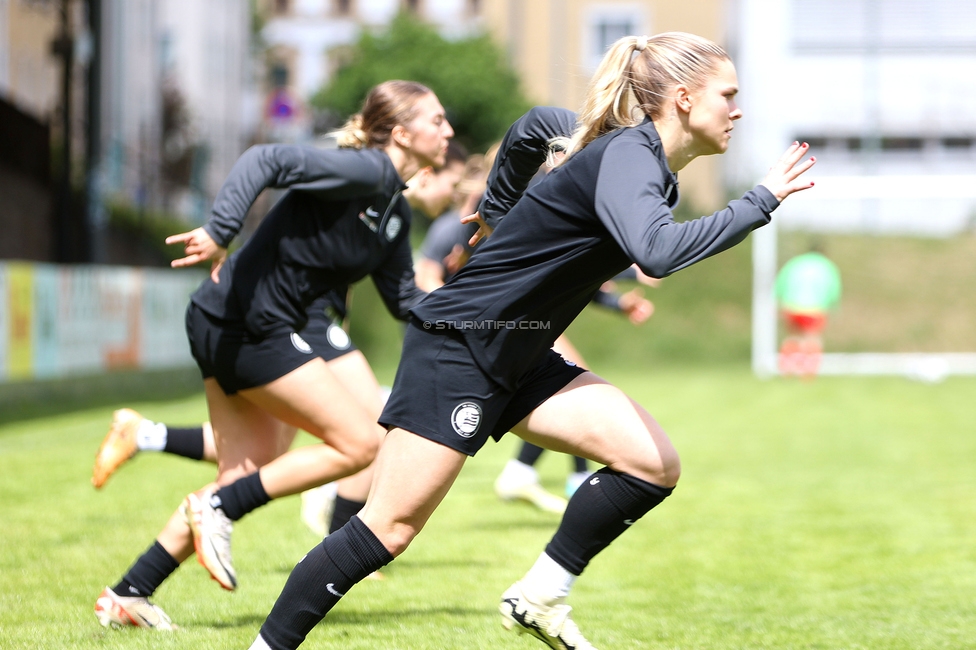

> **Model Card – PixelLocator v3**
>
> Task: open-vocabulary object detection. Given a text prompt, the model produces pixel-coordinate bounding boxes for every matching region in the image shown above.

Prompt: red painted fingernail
[802,142,808,148]
[810,181,815,186]
[810,156,816,162]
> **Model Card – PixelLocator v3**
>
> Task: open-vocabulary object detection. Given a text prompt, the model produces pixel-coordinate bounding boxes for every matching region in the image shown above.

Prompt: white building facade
[728,0,976,237]
[96,0,257,222]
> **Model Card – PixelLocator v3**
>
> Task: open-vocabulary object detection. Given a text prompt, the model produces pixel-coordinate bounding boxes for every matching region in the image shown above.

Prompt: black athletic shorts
[302,309,358,361]
[185,302,357,395]
[379,319,586,456]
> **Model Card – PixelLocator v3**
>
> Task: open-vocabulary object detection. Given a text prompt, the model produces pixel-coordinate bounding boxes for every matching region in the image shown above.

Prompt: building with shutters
[728,0,976,235]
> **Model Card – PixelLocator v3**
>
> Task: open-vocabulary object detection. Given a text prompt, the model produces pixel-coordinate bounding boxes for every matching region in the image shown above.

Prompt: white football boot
[494,460,568,514]
[94,586,176,631]
[500,581,597,650]
[183,490,237,590]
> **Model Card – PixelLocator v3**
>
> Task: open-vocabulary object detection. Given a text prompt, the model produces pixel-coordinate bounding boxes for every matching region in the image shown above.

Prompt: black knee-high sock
[545,467,673,575]
[259,516,393,650]
[163,426,205,460]
[213,472,271,521]
[572,456,589,473]
[328,496,366,535]
[516,442,545,466]
[112,541,180,598]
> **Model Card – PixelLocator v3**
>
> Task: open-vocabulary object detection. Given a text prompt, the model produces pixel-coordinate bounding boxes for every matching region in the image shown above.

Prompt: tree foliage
[312,14,532,152]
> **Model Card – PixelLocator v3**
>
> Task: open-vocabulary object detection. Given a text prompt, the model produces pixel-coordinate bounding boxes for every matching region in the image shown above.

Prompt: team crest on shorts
[290,333,313,354]
[385,214,402,241]
[326,324,351,350]
[450,402,482,438]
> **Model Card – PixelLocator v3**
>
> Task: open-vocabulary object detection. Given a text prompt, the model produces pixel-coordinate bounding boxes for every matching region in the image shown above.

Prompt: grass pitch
[1,365,975,649]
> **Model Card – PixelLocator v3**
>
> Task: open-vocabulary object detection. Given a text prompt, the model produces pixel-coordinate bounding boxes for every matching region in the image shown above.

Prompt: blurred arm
[204,145,384,248]
[477,106,577,230]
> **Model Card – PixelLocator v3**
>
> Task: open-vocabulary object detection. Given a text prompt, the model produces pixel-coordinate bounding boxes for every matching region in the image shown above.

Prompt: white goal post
[751,211,976,381]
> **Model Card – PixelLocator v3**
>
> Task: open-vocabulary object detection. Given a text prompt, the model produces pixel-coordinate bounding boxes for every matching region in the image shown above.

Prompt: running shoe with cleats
[565,472,590,498]
[92,408,144,488]
[495,479,568,515]
[183,490,237,590]
[495,461,568,514]
[94,586,176,631]
[499,581,597,650]
[300,483,337,538]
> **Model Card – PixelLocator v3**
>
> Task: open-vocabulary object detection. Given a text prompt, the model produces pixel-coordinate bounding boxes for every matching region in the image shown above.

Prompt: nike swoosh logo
[326,583,346,598]
[623,519,636,526]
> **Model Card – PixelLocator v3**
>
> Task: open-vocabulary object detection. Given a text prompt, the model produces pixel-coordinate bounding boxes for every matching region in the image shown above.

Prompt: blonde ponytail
[562,36,646,159]
[333,114,370,149]
[561,32,730,161]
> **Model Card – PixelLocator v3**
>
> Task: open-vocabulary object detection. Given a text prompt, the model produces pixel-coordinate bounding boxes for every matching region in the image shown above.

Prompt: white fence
[0,262,203,383]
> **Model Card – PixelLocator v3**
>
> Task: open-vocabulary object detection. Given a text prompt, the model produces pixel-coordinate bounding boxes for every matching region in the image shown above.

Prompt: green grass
[2,367,975,649]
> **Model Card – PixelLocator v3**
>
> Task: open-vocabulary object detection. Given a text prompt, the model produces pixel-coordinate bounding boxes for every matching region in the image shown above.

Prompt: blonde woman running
[248,33,815,650]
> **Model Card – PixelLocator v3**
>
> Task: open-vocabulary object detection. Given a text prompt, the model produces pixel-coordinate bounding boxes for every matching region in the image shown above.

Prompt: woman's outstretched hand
[165,227,228,284]
[459,212,493,248]
[761,142,817,203]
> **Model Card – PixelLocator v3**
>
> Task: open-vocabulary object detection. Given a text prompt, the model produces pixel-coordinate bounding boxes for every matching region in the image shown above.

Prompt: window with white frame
[585,4,645,70]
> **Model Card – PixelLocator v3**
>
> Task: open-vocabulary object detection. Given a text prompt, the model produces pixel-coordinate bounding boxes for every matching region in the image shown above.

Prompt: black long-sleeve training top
[413,107,779,390]
[189,145,424,337]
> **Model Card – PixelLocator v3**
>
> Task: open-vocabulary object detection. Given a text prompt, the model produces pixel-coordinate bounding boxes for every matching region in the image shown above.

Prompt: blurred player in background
[775,247,841,378]
[91,143,468,538]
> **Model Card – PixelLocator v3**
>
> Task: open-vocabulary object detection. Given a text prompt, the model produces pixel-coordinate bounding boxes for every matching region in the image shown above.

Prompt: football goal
[752,189,976,380]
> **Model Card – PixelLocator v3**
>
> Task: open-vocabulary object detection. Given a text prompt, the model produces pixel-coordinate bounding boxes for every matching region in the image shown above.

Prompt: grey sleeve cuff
[751,184,781,216]
[201,220,234,249]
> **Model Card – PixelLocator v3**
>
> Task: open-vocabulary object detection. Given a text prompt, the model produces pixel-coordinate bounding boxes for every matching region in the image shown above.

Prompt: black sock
[572,456,589,473]
[163,427,205,460]
[259,516,393,650]
[545,467,674,575]
[516,442,545,466]
[329,496,366,535]
[213,472,270,521]
[112,541,180,598]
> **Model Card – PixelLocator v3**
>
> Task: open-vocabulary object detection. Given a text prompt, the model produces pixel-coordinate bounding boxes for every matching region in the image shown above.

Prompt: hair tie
[635,35,648,52]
